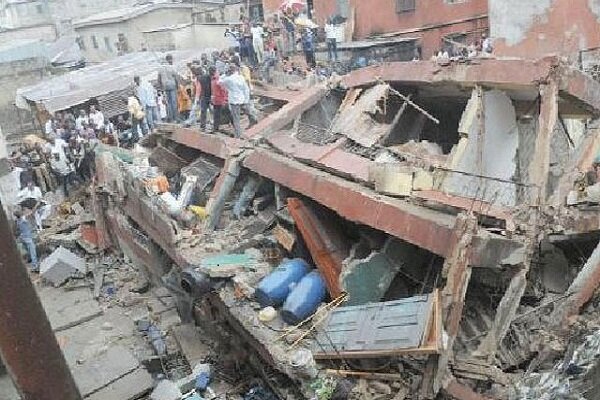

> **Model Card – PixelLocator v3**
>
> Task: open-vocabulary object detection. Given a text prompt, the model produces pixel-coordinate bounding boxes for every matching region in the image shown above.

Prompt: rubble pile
[510,329,600,399]
[8,57,600,400]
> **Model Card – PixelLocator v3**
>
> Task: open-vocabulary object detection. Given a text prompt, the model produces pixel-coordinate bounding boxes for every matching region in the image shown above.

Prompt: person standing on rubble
[185,66,212,131]
[219,64,258,138]
[134,76,159,133]
[324,17,339,62]
[301,28,316,68]
[14,209,39,272]
[158,54,180,122]
[251,22,265,65]
[210,65,227,133]
[75,109,89,132]
[18,180,51,231]
[49,144,75,198]
[127,95,147,142]
[88,105,105,130]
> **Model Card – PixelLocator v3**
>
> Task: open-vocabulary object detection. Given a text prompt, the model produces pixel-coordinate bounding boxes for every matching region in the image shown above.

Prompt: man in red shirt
[210,66,228,133]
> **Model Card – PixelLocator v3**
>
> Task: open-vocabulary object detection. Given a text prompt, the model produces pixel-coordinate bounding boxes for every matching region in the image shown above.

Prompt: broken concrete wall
[340,237,428,306]
[516,117,537,204]
[490,0,600,62]
[547,118,573,199]
[442,89,519,206]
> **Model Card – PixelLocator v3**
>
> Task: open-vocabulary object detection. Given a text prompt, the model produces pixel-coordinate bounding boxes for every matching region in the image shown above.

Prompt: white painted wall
[488,0,553,46]
[442,90,519,206]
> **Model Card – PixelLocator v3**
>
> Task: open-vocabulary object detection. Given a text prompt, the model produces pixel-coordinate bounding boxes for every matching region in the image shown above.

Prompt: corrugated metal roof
[72,3,193,28]
[313,293,435,356]
[97,87,134,118]
[15,49,216,114]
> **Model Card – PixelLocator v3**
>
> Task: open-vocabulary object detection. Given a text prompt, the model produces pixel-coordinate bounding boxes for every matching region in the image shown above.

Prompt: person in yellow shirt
[177,84,192,120]
[127,96,146,141]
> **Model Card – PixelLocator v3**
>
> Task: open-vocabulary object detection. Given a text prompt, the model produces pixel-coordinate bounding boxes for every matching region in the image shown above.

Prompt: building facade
[310,0,488,58]
[489,0,600,63]
[0,0,53,29]
[143,23,230,52]
[73,3,194,62]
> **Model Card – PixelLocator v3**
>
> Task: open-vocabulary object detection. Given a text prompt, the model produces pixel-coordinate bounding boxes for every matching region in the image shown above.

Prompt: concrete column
[528,80,559,203]
[433,213,477,394]
[204,155,242,230]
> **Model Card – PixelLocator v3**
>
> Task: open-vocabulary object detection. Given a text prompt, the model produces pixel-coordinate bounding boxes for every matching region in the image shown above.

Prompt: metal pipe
[0,201,81,400]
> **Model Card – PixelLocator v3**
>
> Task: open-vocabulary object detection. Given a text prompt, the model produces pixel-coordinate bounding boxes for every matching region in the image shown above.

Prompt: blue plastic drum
[281,271,327,325]
[255,258,310,307]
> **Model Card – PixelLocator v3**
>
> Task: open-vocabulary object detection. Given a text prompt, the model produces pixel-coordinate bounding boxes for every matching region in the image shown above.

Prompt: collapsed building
[35,56,600,399]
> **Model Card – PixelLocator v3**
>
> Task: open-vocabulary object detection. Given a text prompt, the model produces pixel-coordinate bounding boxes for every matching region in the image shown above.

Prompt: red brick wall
[312,0,488,58]
[262,0,282,16]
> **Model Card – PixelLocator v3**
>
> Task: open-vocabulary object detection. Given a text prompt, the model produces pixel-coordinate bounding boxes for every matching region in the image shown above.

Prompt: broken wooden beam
[287,197,348,298]
[325,370,407,382]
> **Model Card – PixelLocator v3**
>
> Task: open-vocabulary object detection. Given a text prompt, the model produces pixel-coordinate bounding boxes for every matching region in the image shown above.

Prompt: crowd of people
[224,8,344,72]
[10,113,99,270]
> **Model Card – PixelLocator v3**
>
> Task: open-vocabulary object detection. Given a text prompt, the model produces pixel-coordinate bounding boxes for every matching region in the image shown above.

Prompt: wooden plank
[272,224,296,252]
[325,370,408,382]
[171,324,209,367]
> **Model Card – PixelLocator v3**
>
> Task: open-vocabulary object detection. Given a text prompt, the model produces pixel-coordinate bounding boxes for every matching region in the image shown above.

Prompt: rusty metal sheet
[313,293,434,355]
[287,197,348,297]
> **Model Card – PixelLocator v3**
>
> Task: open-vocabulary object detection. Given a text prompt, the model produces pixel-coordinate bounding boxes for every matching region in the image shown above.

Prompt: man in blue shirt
[302,28,316,68]
[14,209,38,272]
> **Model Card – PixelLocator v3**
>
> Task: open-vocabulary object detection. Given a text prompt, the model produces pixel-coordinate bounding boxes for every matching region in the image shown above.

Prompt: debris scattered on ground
[40,246,86,287]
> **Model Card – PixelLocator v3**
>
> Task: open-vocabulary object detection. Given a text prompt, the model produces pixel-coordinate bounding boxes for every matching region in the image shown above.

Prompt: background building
[72,3,194,62]
[489,0,600,64]
[311,0,488,58]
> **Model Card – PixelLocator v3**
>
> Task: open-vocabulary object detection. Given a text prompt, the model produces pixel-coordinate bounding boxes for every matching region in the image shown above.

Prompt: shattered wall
[490,0,600,62]
[442,89,519,206]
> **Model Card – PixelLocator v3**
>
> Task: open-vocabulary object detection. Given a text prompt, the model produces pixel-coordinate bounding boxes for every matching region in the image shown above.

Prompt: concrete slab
[72,345,140,396]
[40,246,87,287]
[150,379,182,400]
[85,367,154,400]
[38,286,103,332]
[171,324,210,367]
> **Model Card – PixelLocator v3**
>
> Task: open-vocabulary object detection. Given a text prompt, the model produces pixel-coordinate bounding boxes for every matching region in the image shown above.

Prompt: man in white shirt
[75,109,89,132]
[219,64,258,138]
[251,23,265,64]
[45,136,69,160]
[482,33,493,54]
[324,18,339,62]
[18,180,51,230]
[44,117,55,136]
[89,105,105,130]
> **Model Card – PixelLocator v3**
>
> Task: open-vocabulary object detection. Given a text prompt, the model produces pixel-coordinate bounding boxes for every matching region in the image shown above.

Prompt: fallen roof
[72,3,193,28]
[15,49,215,113]
[342,57,600,115]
